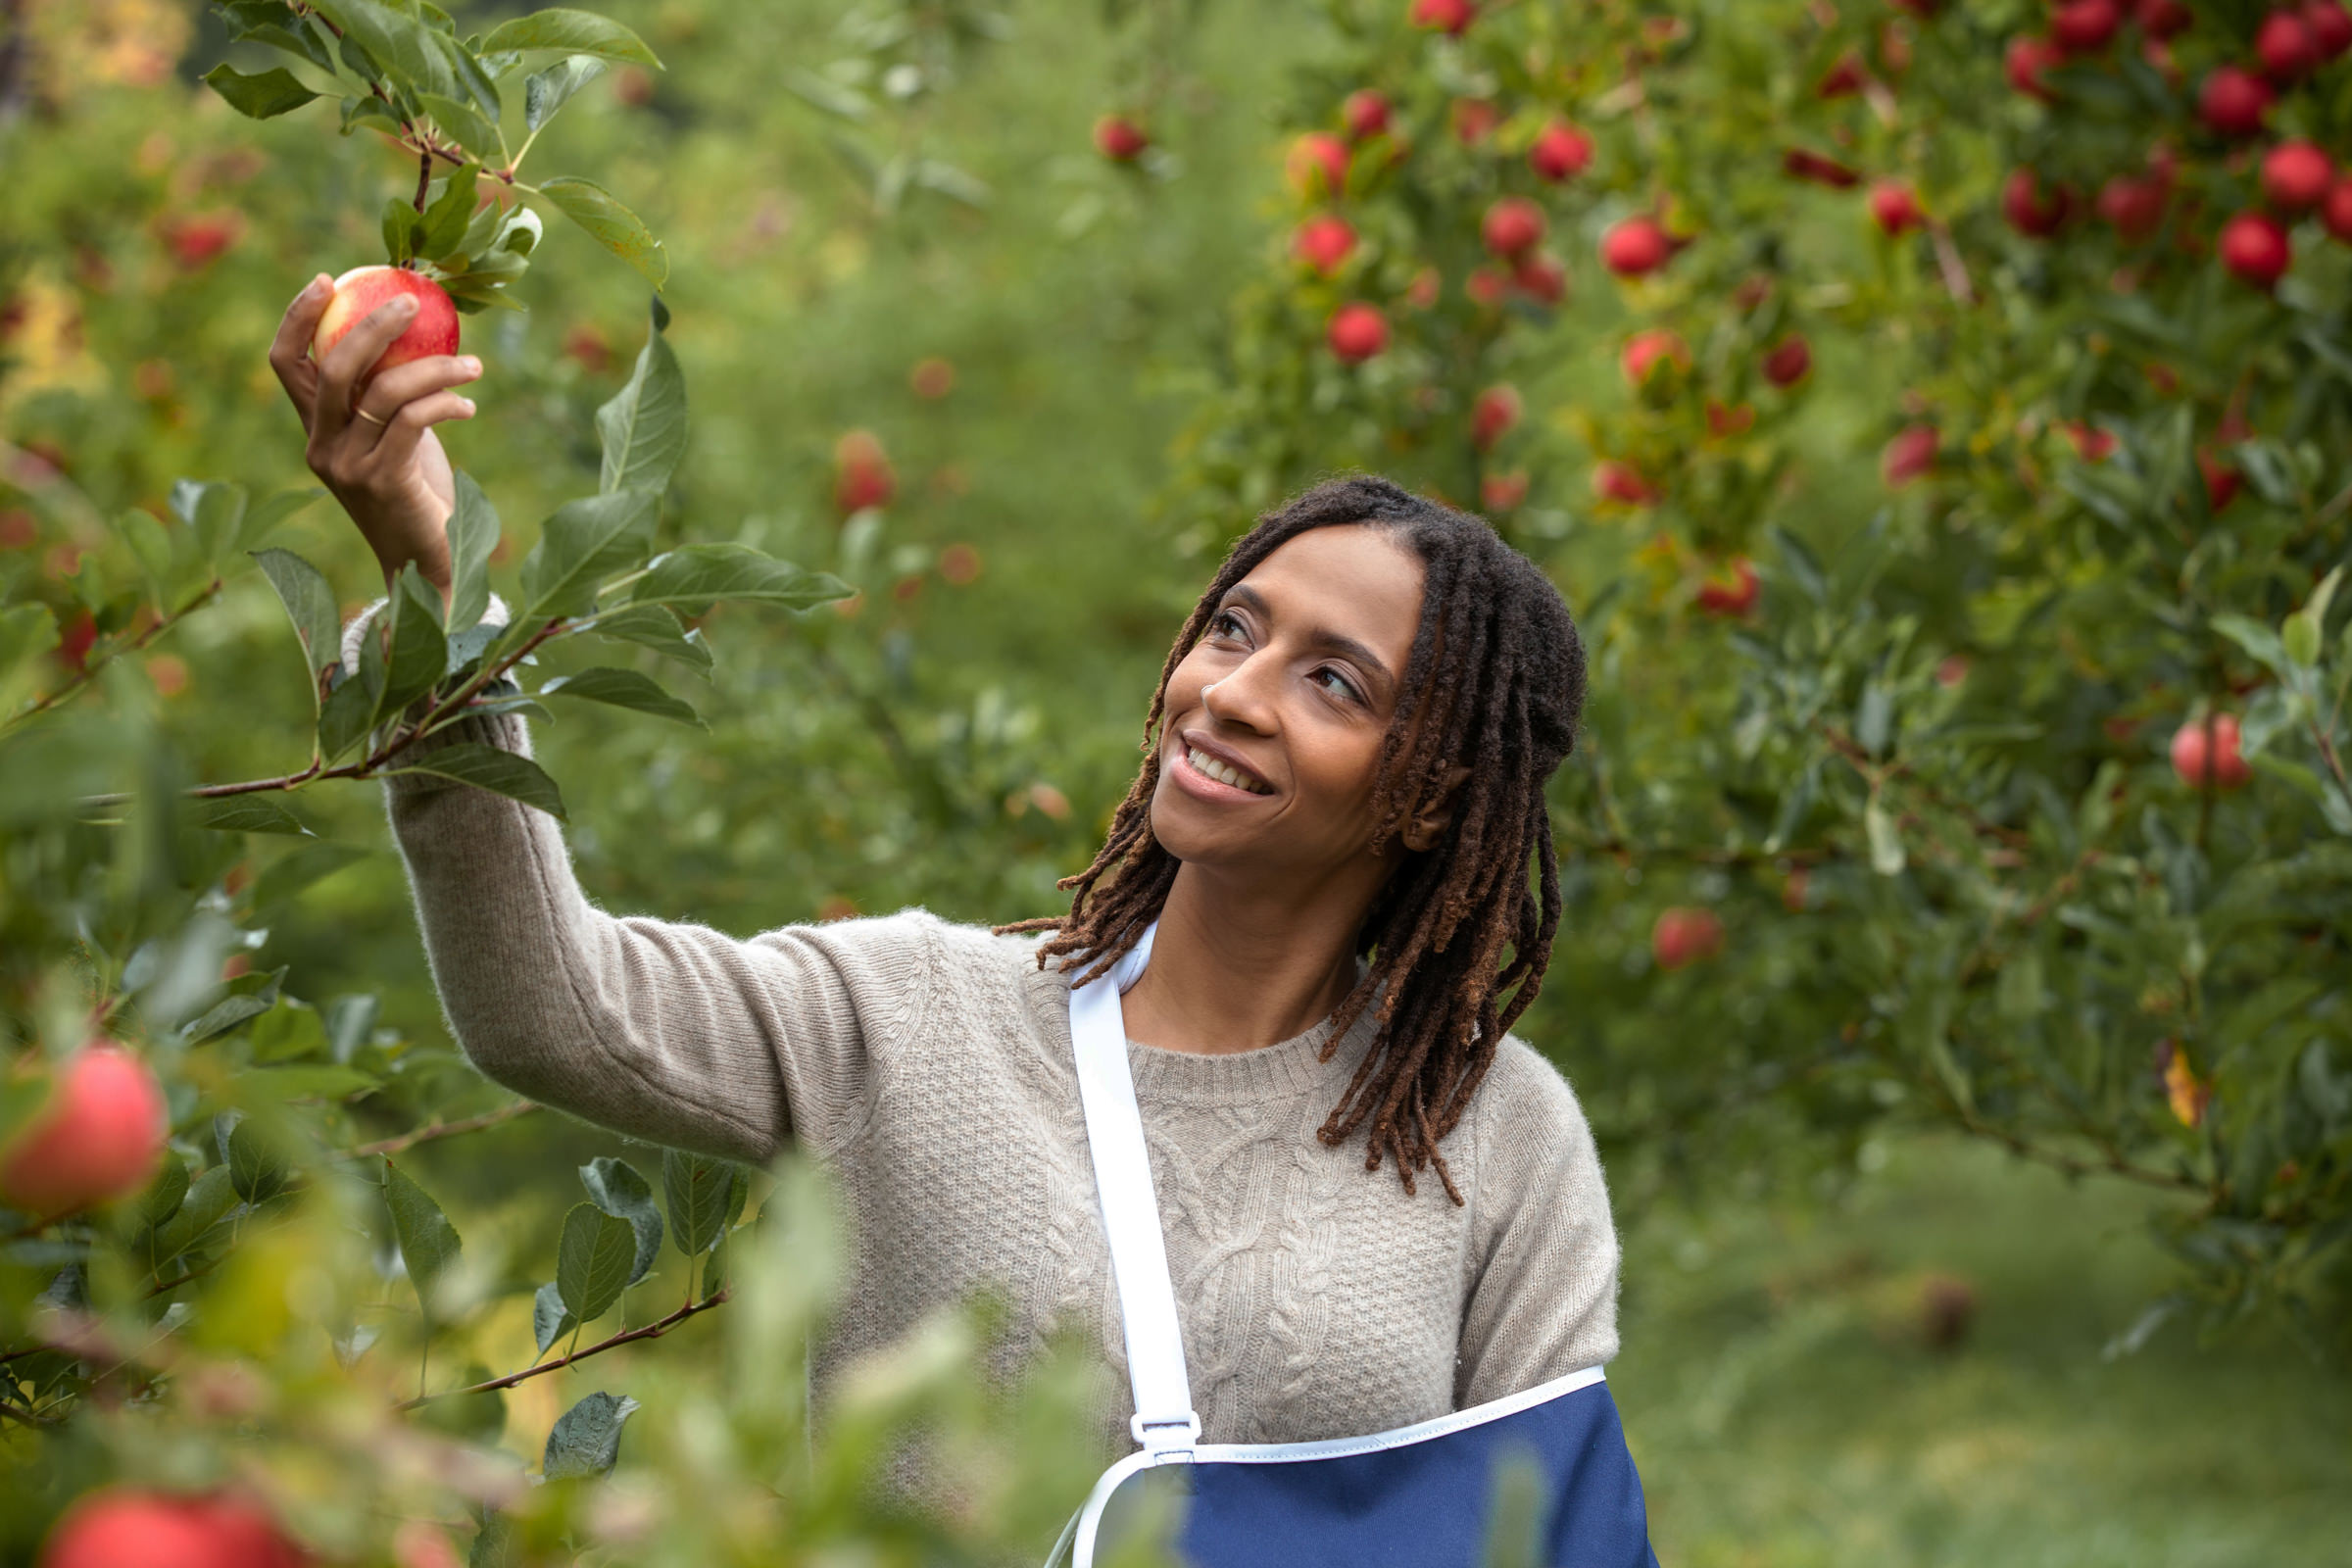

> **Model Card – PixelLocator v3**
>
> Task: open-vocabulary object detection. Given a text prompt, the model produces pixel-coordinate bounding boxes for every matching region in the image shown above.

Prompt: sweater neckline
[1123,1004,1377,1106]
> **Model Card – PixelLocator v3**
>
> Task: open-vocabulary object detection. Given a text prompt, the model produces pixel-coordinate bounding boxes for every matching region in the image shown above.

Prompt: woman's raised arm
[345,599,930,1164]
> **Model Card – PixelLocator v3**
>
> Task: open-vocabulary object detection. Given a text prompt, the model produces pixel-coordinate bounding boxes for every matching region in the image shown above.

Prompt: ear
[1400,762,1474,853]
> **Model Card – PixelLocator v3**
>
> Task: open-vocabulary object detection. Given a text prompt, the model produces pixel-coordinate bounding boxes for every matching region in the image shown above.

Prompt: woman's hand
[270,272,483,601]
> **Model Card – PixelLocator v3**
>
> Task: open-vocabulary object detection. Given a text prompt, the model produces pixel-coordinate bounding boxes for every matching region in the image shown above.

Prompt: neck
[1117,859,1377,1056]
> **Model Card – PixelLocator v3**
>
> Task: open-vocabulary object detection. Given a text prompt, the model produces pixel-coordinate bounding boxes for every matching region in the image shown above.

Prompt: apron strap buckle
[1133,1409,1201,1462]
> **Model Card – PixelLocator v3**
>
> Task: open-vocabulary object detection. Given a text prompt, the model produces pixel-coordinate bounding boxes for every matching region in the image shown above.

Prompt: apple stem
[413,144,431,213]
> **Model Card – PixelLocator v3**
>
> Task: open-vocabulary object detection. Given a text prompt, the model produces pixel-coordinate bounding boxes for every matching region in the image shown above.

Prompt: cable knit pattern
[353,601,1622,1462]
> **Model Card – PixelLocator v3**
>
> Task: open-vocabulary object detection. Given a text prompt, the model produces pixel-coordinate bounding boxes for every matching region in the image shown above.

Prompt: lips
[1176,728,1275,796]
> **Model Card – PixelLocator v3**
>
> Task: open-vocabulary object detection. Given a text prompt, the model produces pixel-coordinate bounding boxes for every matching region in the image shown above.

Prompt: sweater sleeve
[1453,1040,1623,1407]
[349,597,937,1165]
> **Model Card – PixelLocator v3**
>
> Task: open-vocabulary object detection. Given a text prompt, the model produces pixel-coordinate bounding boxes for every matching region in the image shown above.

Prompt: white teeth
[1189,746,1268,795]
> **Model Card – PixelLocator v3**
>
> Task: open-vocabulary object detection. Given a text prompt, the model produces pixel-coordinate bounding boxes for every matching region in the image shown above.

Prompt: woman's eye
[1313,667,1363,704]
[1210,610,1247,640]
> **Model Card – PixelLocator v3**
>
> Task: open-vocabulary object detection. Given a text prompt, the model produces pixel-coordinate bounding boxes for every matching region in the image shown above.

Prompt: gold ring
[353,406,390,428]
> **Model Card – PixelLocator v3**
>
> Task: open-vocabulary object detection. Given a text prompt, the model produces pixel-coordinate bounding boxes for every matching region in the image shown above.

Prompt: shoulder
[1471,1034,1597,1151]
[780,906,1066,1023]
[1463,1034,1610,1233]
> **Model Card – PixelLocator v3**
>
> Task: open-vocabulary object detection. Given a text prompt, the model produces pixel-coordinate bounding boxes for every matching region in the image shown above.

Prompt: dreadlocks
[999,474,1586,1204]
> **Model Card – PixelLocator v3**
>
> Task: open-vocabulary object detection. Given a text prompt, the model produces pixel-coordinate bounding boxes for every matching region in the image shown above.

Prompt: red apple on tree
[2261,141,2333,211]
[1694,559,1761,617]
[1342,89,1392,141]
[1293,215,1357,275]
[1600,216,1673,276]
[2198,449,2242,512]
[1512,251,1567,304]
[1094,114,1149,162]
[1620,328,1690,389]
[38,1488,303,1568]
[1529,121,1593,182]
[2306,0,2352,57]
[2007,34,2063,98]
[2325,176,2352,240]
[1482,197,1544,258]
[1651,906,1726,970]
[2003,168,2074,235]
[1287,132,1351,200]
[2096,173,2168,241]
[1592,461,1661,505]
[2053,0,2123,52]
[2199,67,2275,138]
[311,266,459,382]
[1870,181,1924,235]
[1763,334,1812,387]
[2257,8,2319,81]
[2171,712,2251,790]
[1410,0,1475,35]
[0,1045,167,1221]
[1327,302,1389,363]
[1817,51,1868,98]
[1480,470,1529,512]
[2136,0,2193,38]
[833,428,896,514]
[1472,383,1523,450]
[2220,211,2291,288]
[1883,422,1938,486]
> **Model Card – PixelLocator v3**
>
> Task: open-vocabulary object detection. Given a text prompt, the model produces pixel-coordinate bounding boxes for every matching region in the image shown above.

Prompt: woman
[270,280,1623,1459]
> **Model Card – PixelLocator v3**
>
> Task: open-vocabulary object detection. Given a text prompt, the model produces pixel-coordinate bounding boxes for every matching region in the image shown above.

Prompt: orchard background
[5,0,2352,1561]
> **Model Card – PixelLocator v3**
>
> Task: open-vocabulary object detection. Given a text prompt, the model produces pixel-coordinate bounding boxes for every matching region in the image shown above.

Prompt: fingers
[363,389,478,478]
[270,273,334,432]
[312,295,421,445]
[350,354,484,428]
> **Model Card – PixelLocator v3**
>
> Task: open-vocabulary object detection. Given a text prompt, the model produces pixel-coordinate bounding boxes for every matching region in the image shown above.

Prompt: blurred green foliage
[4,0,2352,1561]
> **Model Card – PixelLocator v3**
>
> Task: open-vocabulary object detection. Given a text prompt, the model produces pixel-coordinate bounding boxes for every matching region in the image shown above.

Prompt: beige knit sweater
[352,602,1622,1459]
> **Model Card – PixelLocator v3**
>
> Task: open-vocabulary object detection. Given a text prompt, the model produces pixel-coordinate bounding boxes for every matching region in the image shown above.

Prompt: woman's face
[1151,523,1427,886]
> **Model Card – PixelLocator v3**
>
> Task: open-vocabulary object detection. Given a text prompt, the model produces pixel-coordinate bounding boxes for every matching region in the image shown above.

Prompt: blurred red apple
[1288,132,1351,200]
[1094,114,1149,162]
[1327,302,1389,362]
[1410,0,1475,34]
[1870,181,1924,235]
[0,1045,167,1221]
[1342,89,1392,141]
[2220,211,2291,288]
[1293,215,1357,275]
[1529,121,1593,180]
[1763,334,1812,387]
[2261,141,2333,212]
[1883,423,1937,485]
[1694,559,1760,617]
[2003,168,2074,235]
[1620,328,1690,388]
[2198,67,2274,137]
[833,428,896,514]
[1599,216,1673,276]
[1651,906,1725,970]
[1472,384,1522,451]
[2171,712,2250,790]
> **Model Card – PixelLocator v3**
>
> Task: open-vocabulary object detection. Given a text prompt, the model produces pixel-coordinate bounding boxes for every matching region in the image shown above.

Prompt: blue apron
[1046,925,1660,1567]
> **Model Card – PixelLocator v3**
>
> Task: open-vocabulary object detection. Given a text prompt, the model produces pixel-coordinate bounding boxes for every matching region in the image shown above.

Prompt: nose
[1201,648,1279,732]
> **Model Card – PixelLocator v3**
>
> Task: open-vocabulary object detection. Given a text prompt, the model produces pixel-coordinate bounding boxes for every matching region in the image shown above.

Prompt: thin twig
[338,1102,539,1160]
[395,1290,729,1412]
[3,579,224,737]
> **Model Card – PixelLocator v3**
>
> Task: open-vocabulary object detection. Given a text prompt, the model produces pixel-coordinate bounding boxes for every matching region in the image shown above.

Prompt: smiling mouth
[1185,745,1273,795]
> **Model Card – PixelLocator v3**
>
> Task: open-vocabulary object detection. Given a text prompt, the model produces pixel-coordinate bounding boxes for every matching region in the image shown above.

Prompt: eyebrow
[1222,583,1397,695]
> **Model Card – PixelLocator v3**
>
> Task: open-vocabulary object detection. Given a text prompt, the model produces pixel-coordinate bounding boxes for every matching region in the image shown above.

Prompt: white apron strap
[1066,921,1200,1460]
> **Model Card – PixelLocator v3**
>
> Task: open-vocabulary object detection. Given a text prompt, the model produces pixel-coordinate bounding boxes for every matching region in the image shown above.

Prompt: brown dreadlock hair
[998,474,1587,1205]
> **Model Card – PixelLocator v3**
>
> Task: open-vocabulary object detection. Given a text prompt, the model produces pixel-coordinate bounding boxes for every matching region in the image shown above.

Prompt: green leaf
[542,1390,640,1480]
[311,0,462,99]
[251,547,342,684]
[584,604,711,674]
[1769,524,1828,607]
[181,966,288,1045]
[240,486,325,552]
[481,9,660,66]
[172,479,248,569]
[662,1149,741,1257]
[537,176,667,288]
[517,489,659,619]
[224,1116,292,1205]
[578,1157,663,1284]
[250,842,372,908]
[538,666,703,727]
[625,544,851,615]
[384,1158,464,1314]
[1865,797,1906,876]
[378,742,567,820]
[444,471,501,635]
[203,62,319,119]
[417,163,482,259]
[2284,611,2323,667]
[596,302,687,496]
[371,563,450,732]
[532,1280,576,1354]
[242,1062,382,1101]
[180,794,314,837]
[134,1155,191,1233]
[0,602,58,693]
[555,1202,635,1325]
[318,665,381,765]
[382,194,421,268]
[524,54,606,132]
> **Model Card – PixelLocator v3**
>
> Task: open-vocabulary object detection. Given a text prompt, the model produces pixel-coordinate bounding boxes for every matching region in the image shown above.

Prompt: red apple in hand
[0,1045,167,1221]
[311,266,459,382]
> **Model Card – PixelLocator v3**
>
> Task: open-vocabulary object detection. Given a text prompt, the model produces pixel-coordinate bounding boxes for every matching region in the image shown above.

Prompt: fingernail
[459,357,481,374]
[394,297,417,315]
[458,398,476,415]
